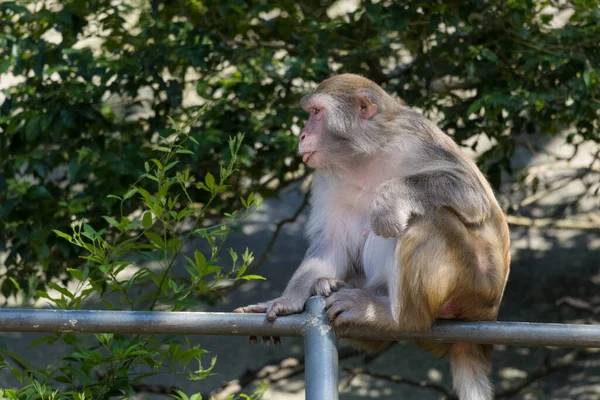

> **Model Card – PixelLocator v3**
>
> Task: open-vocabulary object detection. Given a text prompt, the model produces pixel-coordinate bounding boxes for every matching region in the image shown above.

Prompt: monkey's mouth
[302,151,316,163]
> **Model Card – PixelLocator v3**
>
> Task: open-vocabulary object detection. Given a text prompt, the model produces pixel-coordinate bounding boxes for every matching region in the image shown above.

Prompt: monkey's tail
[450,343,493,400]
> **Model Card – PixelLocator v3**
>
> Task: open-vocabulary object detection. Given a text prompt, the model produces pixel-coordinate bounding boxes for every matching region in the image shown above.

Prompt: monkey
[234,74,510,400]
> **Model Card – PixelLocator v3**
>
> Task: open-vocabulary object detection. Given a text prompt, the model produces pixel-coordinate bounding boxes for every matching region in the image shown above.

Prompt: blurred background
[0,0,599,399]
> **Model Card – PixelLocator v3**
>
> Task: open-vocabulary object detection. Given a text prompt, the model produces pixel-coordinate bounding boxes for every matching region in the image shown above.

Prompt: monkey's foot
[234,299,284,347]
[234,297,305,347]
[324,288,390,327]
[311,278,352,297]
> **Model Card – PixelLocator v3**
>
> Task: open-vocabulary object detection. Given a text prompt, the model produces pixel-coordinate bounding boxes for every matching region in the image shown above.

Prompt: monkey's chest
[332,208,397,291]
[324,188,398,290]
[360,231,397,291]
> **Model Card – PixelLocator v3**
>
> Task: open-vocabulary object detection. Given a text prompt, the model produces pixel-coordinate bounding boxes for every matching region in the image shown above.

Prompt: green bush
[0,119,265,398]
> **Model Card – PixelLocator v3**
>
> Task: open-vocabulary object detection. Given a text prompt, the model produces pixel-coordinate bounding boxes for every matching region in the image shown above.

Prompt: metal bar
[304,296,338,400]
[0,309,305,337]
[0,307,599,348]
[338,320,600,348]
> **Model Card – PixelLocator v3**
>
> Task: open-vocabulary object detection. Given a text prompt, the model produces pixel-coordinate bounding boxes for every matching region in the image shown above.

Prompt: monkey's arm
[370,169,490,238]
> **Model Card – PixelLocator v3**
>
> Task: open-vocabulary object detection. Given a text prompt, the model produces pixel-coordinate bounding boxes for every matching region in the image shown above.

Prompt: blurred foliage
[0,122,265,398]
[1,0,599,293]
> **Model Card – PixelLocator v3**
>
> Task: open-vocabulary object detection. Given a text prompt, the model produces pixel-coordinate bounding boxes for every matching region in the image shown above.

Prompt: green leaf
[123,188,137,200]
[53,229,73,243]
[481,48,498,62]
[239,275,266,280]
[173,390,190,400]
[165,161,180,171]
[167,238,182,250]
[204,172,215,190]
[103,216,120,229]
[194,250,206,271]
[176,149,194,155]
[28,336,59,348]
[83,224,96,238]
[48,282,74,299]
[25,116,41,141]
[229,248,238,263]
[150,158,163,170]
[467,98,484,115]
[99,264,112,273]
[142,212,153,229]
[36,290,51,300]
[67,268,83,281]
[145,232,165,249]
[583,71,591,87]
[8,278,20,291]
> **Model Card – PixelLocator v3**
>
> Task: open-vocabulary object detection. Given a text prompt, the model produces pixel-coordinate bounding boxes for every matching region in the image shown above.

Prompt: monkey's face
[298,97,328,169]
[298,91,379,171]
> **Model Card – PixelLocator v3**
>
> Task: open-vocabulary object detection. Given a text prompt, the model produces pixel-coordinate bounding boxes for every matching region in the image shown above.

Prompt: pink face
[298,93,377,169]
[298,100,327,169]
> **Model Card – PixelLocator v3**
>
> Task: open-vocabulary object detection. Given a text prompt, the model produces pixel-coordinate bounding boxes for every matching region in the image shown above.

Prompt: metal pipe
[0,307,599,348]
[304,297,338,400]
[338,320,600,348]
[0,309,305,337]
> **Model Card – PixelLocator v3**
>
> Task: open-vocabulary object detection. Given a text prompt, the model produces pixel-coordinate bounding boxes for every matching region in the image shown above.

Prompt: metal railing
[2,296,600,400]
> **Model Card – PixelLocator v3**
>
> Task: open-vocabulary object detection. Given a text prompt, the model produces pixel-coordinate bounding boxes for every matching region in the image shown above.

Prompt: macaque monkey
[235,74,510,400]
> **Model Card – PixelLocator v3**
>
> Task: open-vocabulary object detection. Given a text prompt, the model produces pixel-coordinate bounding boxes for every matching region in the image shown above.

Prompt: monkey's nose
[299,132,306,142]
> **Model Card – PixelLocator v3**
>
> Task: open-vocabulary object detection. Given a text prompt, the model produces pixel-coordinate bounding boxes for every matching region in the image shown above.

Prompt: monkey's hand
[233,295,306,347]
[370,181,410,238]
[325,288,391,327]
[311,277,353,297]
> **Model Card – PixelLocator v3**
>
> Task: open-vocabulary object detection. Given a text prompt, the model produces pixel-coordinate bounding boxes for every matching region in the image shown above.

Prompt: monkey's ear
[358,93,377,119]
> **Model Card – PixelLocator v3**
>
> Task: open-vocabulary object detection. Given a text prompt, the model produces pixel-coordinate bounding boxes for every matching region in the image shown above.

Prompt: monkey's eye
[312,108,321,116]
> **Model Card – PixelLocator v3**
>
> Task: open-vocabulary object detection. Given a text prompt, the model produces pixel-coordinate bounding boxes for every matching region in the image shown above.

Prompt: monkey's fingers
[258,336,281,347]
[249,336,258,345]
[324,293,356,326]
[324,301,345,323]
[266,301,302,322]
[233,303,268,314]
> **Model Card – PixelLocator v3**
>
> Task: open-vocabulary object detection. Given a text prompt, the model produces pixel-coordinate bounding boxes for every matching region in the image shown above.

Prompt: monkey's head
[298,74,398,171]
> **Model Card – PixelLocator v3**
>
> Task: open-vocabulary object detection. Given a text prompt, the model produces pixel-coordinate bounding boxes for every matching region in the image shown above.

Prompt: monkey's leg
[322,287,396,352]
[397,210,498,400]
[313,278,390,352]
